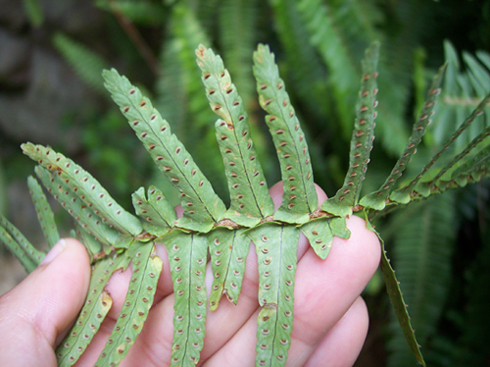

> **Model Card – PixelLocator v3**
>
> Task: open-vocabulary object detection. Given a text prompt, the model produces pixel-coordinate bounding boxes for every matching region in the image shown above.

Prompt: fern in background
[52,33,110,94]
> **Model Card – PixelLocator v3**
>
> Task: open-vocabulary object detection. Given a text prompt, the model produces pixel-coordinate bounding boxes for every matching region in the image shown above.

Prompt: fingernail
[41,239,67,265]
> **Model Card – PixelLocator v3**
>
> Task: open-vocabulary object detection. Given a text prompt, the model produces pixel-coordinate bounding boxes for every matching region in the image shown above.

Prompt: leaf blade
[360,63,446,210]
[103,69,226,232]
[253,44,317,224]
[196,45,274,226]
[132,186,176,237]
[365,219,426,367]
[392,92,490,201]
[248,224,299,366]
[56,254,131,366]
[35,166,119,249]
[322,42,380,216]
[165,231,208,366]
[300,217,350,259]
[27,175,60,248]
[208,227,251,310]
[95,242,162,367]
[22,143,143,236]
[0,215,42,273]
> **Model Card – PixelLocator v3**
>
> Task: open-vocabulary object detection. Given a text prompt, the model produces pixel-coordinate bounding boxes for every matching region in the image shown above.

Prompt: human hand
[0,182,381,367]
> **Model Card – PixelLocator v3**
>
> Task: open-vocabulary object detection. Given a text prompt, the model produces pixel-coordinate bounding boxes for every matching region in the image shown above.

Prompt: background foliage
[1,0,489,366]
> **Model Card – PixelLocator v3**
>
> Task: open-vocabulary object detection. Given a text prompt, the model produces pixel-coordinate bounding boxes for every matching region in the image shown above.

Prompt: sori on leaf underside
[1,41,489,367]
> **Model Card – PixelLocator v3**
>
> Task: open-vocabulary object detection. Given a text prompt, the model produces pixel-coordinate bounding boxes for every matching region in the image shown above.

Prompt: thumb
[0,238,91,366]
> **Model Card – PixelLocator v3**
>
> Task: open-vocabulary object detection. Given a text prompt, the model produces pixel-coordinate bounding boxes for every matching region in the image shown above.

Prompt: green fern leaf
[449,148,490,186]
[322,42,380,217]
[0,215,43,273]
[56,254,131,366]
[34,166,119,250]
[132,186,176,237]
[253,44,317,224]
[196,45,274,226]
[360,63,446,209]
[27,176,60,248]
[95,241,162,367]
[365,220,426,367]
[391,92,490,203]
[300,217,350,260]
[421,124,490,195]
[103,69,226,233]
[165,231,208,366]
[248,224,299,367]
[208,227,250,310]
[22,144,143,237]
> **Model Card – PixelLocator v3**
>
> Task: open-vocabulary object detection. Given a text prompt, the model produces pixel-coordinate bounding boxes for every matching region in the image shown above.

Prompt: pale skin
[0,182,381,366]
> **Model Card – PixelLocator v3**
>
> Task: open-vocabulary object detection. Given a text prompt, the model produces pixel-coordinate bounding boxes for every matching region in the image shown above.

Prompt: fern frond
[95,242,162,367]
[103,69,226,232]
[391,93,490,203]
[164,231,208,367]
[421,124,490,195]
[368,221,426,367]
[253,44,317,224]
[56,254,131,366]
[300,217,350,260]
[322,42,379,217]
[22,144,143,237]
[431,41,490,151]
[295,0,364,139]
[73,222,103,260]
[360,63,446,209]
[160,5,230,200]
[27,176,60,248]
[448,148,490,186]
[0,215,44,273]
[196,45,274,226]
[23,0,44,27]
[132,186,176,237]
[249,224,299,367]
[208,227,250,310]
[165,3,214,129]
[34,166,119,250]
[269,0,330,118]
